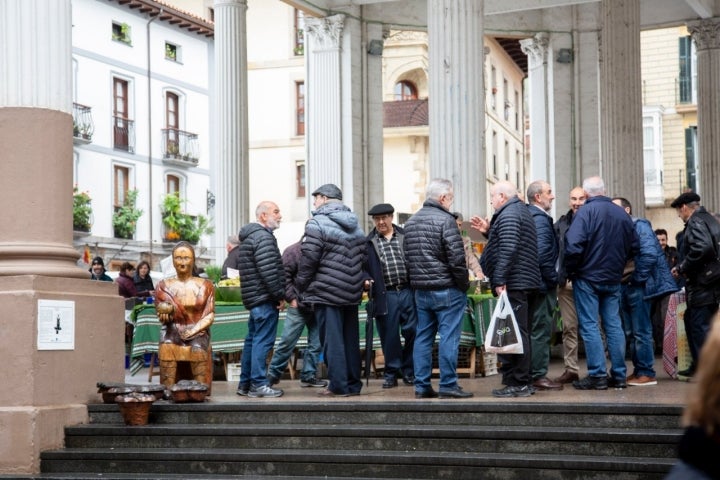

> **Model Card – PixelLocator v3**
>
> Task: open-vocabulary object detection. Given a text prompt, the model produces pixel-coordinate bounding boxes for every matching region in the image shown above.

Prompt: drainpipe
[147,9,161,262]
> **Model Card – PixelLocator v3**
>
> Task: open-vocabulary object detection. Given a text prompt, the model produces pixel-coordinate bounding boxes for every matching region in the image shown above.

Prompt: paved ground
[123,356,694,406]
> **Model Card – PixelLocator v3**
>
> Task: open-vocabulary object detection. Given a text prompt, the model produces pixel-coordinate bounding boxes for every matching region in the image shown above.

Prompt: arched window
[394,81,418,101]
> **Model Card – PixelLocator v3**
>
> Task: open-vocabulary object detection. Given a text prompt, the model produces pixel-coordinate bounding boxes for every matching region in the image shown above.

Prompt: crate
[226,363,241,382]
[481,351,498,376]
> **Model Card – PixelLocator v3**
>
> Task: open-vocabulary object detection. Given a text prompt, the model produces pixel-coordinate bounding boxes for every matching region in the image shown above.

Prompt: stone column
[599,0,644,210]
[520,34,553,185]
[213,0,249,263]
[427,0,485,215]
[0,0,124,473]
[688,17,720,213]
[304,14,345,205]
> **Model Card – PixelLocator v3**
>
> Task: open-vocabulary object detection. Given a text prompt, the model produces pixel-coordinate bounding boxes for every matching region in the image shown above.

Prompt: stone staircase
[36,401,682,479]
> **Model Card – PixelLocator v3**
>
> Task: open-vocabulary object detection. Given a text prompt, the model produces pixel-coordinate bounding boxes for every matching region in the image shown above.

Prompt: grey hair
[426,178,453,201]
[526,180,547,205]
[583,176,605,197]
[492,180,518,198]
[255,201,275,220]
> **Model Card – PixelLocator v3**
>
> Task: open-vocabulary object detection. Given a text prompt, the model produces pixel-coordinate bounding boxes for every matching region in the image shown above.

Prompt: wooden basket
[117,401,152,426]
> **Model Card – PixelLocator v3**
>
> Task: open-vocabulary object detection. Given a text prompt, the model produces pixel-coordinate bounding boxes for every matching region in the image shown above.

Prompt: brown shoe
[532,377,564,390]
[552,370,579,384]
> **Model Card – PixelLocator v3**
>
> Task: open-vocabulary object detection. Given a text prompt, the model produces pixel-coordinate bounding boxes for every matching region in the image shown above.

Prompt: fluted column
[304,14,345,206]
[0,0,85,278]
[520,34,553,185]
[599,0,644,210]
[213,0,248,263]
[688,17,720,213]
[428,0,485,215]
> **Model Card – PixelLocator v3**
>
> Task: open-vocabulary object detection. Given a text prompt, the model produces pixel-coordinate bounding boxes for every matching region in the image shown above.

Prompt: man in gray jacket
[404,178,472,399]
[296,184,366,397]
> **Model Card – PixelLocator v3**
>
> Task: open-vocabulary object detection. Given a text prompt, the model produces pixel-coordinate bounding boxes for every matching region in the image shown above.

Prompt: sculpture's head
[172,241,196,278]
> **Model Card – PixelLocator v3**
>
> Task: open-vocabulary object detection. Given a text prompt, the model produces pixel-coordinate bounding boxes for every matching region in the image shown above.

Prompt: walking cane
[364,286,375,386]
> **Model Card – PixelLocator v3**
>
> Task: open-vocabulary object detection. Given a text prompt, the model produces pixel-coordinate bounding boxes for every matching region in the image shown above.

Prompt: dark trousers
[316,305,362,395]
[498,289,532,387]
[684,302,718,366]
[376,288,417,380]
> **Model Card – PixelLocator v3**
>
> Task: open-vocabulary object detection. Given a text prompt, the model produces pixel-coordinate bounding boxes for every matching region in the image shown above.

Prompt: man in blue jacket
[564,177,639,390]
[613,197,679,387]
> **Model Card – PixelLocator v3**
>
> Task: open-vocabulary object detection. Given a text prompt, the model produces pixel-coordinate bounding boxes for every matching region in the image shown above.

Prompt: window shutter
[685,127,696,192]
[679,36,692,103]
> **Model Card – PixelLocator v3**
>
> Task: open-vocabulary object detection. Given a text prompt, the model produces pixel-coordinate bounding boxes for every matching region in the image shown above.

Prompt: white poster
[37,299,75,350]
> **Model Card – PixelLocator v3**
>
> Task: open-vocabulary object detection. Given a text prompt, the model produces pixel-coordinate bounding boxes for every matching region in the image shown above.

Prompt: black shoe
[267,375,280,386]
[415,389,439,399]
[678,367,696,378]
[439,386,474,399]
[607,376,627,389]
[236,384,250,396]
[382,378,398,389]
[572,376,608,390]
[492,385,532,398]
[300,377,328,388]
[402,374,415,386]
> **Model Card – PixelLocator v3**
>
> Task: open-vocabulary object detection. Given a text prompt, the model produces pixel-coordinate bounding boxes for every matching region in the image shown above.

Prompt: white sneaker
[248,384,284,398]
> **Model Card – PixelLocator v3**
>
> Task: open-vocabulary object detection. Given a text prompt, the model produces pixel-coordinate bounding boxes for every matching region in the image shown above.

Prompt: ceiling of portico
[284,0,718,30]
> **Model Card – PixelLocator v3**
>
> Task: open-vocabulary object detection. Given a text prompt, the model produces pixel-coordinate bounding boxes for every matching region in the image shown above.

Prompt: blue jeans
[573,278,626,380]
[238,302,279,389]
[267,306,321,382]
[620,284,655,378]
[376,288,417,380]
[413,287,467,393]
[315,305,362,395]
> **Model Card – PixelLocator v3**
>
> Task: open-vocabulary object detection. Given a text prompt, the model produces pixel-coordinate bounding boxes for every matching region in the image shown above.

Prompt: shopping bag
[484,291,524,354]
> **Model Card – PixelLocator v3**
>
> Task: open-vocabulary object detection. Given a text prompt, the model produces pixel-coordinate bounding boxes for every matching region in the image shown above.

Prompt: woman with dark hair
[133,260,155,297]
[116,262,139,298]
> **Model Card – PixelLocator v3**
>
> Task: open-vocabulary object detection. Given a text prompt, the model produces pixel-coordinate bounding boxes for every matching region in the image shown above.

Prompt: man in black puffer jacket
[473,180,541,398]
[404,178,473,399]
[237,201,286,398]
[296,184,366,397]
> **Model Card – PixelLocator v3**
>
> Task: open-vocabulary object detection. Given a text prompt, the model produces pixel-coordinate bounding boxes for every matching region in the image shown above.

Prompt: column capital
[688,17,720,51]
[305,14,345,51]
[520,33,549,63]
[213,0,247,9]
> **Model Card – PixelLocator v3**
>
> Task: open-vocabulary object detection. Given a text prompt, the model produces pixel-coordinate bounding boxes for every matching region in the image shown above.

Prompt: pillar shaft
[688,17,720,213]
[213,0,249,263]
[599,0,644,210]
[428,0,485,215]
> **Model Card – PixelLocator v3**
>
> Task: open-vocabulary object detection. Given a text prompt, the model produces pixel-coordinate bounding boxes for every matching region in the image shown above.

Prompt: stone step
[88,401,683,429]
[40,448,675,479]
[62,423,681,458]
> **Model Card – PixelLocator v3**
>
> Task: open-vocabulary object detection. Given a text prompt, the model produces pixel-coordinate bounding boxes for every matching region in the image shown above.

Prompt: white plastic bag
[484,291,524,354]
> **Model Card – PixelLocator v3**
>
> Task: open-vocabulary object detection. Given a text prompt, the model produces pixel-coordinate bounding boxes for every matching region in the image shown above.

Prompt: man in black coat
[670,192,720,377]
[404,178,472,399]
[473,180,541,398]
[364,203,416,389]
[237,201,286,398]
[221,235,240,278]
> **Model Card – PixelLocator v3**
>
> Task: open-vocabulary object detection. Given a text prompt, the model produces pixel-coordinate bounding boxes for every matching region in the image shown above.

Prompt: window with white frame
[642,107,664,205]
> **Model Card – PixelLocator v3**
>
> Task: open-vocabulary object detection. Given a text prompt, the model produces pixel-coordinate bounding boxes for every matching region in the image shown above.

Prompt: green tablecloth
[130,296,496,375]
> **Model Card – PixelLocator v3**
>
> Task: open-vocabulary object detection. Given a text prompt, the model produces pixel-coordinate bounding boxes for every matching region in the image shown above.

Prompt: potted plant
[73,186,92,232]
[113,189,143,239]
[161,192,214,244]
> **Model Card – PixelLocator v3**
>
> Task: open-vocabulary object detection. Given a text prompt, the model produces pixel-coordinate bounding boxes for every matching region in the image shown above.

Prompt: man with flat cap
[670,192,720,377]
[296,184,367,396]
[364,203,417,388]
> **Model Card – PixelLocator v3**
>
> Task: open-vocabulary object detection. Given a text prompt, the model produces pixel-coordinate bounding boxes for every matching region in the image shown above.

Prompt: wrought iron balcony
[161,128,199,166]
[72,103,95,144]
[113,116,136,153]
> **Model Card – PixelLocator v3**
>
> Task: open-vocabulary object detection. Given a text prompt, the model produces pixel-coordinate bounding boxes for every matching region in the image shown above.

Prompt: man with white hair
[564,176,639,391]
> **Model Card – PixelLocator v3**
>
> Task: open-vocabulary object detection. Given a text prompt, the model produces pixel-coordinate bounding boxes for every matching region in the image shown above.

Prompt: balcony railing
[72,103,94,144]
[113,116,136,153]
[161,128,199,166]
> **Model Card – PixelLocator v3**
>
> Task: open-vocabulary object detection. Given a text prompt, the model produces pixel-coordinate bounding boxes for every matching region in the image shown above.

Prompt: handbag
[484,291,524,354]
